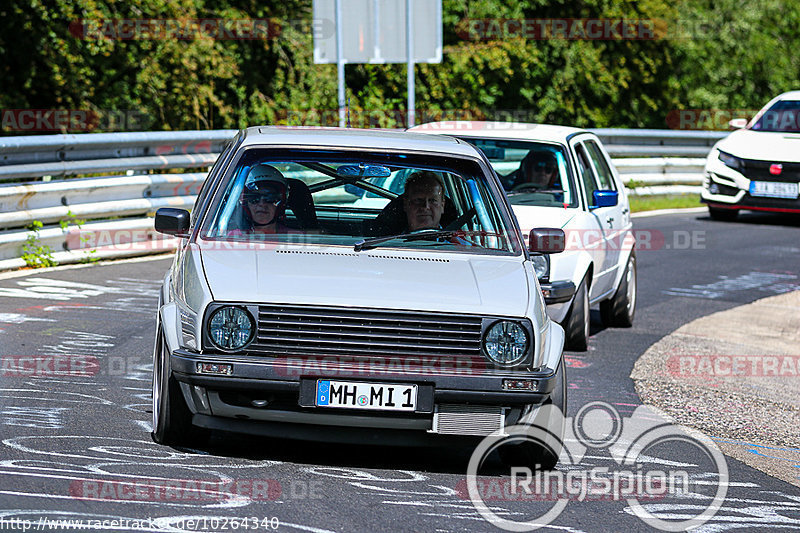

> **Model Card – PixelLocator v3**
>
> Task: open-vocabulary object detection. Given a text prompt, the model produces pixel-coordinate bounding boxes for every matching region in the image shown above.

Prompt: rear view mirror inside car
[336,163,392,179]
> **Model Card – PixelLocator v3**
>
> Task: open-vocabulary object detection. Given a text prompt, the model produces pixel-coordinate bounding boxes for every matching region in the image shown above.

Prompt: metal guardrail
[591,128,727,157]
[0,128,723,271]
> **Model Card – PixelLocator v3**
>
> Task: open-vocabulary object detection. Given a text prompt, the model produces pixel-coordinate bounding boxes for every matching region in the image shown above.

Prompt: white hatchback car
[410,122,637,351]
[702,90,800,220]
[152,127,567,468]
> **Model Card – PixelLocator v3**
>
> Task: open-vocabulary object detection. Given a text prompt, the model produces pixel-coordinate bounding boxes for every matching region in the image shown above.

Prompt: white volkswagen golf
[152,127,568,468]
[410,122,637,351]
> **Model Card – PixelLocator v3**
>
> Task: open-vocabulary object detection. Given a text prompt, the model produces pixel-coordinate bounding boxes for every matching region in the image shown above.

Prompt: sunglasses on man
[529,160,557,173]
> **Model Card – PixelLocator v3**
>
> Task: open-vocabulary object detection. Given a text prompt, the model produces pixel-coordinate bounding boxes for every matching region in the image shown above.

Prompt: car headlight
[208,306,255,351]
[531,254,549,280]
[718,151,744,172]
[484,320,529,365]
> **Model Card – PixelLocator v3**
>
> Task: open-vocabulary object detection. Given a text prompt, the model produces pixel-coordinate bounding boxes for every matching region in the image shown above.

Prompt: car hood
[199,246,530,317]
[717,129,800,162]
[510,205,576,233]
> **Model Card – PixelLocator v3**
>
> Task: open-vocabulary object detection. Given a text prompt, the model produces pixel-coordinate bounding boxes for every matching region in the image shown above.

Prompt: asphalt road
[0,210,798,532]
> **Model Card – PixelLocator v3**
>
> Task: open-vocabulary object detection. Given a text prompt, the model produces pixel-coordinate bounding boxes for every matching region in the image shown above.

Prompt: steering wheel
[512,182,544,193]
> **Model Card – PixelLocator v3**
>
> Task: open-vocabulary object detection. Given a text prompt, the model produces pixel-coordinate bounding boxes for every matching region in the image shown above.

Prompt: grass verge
[629,194,703,213]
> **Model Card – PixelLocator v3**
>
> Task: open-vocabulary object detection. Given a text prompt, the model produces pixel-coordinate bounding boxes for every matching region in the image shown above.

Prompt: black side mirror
[155,208,191,237]
[529,228,565,254]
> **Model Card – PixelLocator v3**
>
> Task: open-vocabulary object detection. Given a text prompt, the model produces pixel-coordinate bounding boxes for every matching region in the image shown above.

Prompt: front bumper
[702,197,800,214]
[702,172,800,213]
[170,349,560,442]
[540,280,576,305]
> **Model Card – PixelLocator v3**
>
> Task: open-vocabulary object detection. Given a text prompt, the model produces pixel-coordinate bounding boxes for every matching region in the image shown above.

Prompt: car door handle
[622,207,629,215]
[606,217,614,228]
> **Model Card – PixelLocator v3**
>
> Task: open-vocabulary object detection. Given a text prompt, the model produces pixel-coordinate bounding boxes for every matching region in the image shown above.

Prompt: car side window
[584,140,616,191]
[575,143,598,204]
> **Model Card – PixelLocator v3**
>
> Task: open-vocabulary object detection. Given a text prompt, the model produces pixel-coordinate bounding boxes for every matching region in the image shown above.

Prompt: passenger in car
[237,164,293,235]
[402,171,446,231]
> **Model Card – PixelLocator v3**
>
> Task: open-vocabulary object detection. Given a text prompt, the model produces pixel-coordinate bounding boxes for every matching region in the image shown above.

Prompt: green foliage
[1,0,798,132]
[59,210,86,230]
[21,220,57,268]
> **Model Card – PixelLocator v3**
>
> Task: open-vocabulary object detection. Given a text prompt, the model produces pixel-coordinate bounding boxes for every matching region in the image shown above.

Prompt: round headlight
[208,306,254,351]
[484,321,529,365]
[531,255,549,279]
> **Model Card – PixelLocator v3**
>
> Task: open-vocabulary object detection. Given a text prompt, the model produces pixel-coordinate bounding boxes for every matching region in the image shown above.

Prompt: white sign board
[313,0,442,64]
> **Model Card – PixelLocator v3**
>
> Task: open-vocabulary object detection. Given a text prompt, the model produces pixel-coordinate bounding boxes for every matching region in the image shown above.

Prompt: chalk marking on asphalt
[0,253,173,281]
[349,482,457,496]
[135,420,153,433]
[303,466,426,482]
[0,488,248,509]
[2,406,68,429]
[0,313,56,324]
[664,271,798,299]
[0,389,114,405]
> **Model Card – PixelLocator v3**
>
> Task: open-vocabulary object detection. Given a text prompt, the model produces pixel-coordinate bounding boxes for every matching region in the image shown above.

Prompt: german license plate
[315,380,417,411]
[749,181,799,199]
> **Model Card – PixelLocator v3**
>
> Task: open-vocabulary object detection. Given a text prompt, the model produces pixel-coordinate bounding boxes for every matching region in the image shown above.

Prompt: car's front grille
[248,304,484,358]
[741,159,800,182]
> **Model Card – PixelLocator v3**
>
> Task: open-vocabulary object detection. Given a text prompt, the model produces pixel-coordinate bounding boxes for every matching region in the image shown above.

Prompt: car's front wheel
[600,252,637,327]
[708,205,738,221]
[152,326,203,446]
[562,274,589,351]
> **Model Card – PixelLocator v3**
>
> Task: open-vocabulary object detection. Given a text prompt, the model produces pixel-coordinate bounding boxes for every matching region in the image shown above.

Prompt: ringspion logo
[465,402,728,531]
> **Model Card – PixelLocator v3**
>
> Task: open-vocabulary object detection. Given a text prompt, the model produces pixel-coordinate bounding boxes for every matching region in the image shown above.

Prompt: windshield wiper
[354,230,458,252]
[354,229,503,252]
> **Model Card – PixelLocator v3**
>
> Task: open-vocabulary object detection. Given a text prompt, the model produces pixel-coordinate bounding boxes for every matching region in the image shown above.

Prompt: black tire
[600,252,637,327]
[151,326,205,446]
[563,274,589,351]
[708,206,738,221]
[499,358,567,471]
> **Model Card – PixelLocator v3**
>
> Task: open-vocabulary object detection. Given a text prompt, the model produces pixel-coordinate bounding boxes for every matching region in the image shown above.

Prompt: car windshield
[459,138,578,208]
[199,148,521,255]
[750,100,800,132]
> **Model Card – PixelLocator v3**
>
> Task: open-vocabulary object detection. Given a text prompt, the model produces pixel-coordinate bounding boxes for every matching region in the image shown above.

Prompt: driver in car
[402,171,445,231]
[512,151,559,190]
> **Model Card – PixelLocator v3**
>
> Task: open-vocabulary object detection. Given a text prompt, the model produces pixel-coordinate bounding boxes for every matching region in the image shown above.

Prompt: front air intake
[431,404,506,436]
